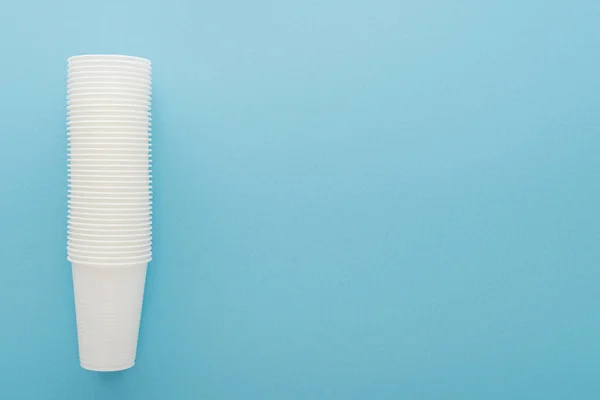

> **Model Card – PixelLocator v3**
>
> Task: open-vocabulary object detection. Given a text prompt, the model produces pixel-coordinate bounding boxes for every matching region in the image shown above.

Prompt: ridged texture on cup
[67,54,152,372]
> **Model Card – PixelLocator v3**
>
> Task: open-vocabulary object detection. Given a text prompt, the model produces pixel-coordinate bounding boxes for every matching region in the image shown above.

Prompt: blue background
[0,0,599,398]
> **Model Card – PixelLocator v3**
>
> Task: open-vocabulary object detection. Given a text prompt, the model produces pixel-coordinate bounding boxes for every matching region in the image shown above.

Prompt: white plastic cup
[68,203,152,211]
[68,54,153,371]
[67,182,151,187]
[68,250,152,258]
[68,212,152,220]
[68,184,151,190]
[68,217,152,224]
[68,251,151,262]
[68,242,151,250]
[67,91,151,99]
[68,237,152,246]
[72,262,147,371]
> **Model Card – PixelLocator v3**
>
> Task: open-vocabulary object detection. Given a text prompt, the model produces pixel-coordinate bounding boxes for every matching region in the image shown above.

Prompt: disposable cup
[66,115,152,121]
[67,91,151,99]
[67,180,152,186]
[68,243,151,253]
[67,195,152,202]
[68,152,150,158]
[71,262,147,371]
[67,91,151,100]
[68,231,152,239]
[68,202,152,210]
[68,148,151,153]
[68,185,151,191]
[68,110,151,117]
[68,146,151,152]
[67,123,151,130]
[68,147,152,155]
[68,170,151,177]
[67,94,151,103]
[68,153,150,159]
[68,249,151,258]
[69,236,151,245]
[67,123,151,129]
[68,229,151,238]
[68,165,151,170]
[68,210,152,217]
[68,240,151,249]
[69,217,151,226]
[68,237,151,246]
[68,67,150,75]
[68,199,152,206]
[69,252,151,260]
[68,205,152,213]
[68,211,151,219]
[68,86,151,94]
[68,163,150,169]
[68,252,151,264]
[67,175,151,182]
[67,148,151,154]
[68,94,151,103]
[67,136,151,142]
[67,174,151,181]
[67,110,151,117]
[68,167,151,173]
[68,141,151,147]
[68,66,151,76]
[67,216,152,223]
[67,158,151,165]
[68,196,151,203]
[68,248,151,259]
[68,180,151,187]
[68,163,151,168]
[67,65,151,75]
[68,171,151,177]
[68,129,150,135]
[67,73,151,83]
[67,96,151,104]
[69,248,151,257]
[68,64,151,73]
[67,110,150,116]
[68,174,151,180]
[67,103,151,111]
[67,132,151,138]
[68,219,152,227]
[67,80,151,88]
[68,227,150,235]
[67,233,152,242]
[67,181,151,187]
[68,217,151,226]
[67,189,151,196]
[68,70,150,79]
[68,63,150,71]
[67,154,151,160]
[68,223,152,230]
[68,211,152,219]
[68,62,150,72]
[69,54,150,63]
[67,74,150,82]
[68,179,151,186]
[68,230,151,238]
[67,85,151,93]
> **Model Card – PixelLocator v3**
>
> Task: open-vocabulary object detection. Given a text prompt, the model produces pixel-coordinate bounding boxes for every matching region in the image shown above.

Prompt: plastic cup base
[72,262,147,372]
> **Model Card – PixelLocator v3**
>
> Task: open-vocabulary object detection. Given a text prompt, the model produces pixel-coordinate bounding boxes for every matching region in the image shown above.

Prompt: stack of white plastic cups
[67,55,152,371]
